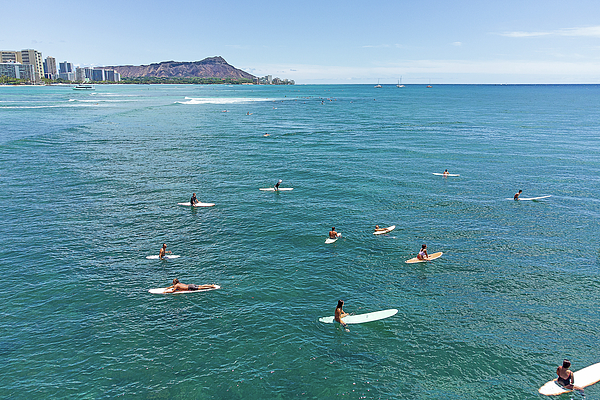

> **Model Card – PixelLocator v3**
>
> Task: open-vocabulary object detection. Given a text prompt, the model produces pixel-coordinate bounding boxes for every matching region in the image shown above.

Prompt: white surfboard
[433,172,460,177]
[259,188,294,191]
[539,362,600,396]
[146,255,181,260]
[319,309,398,324]
[508,195,552,201]
[148,284,220,295]
[405,251,443,264]
[374,225,396,235]
[177,202,216,207]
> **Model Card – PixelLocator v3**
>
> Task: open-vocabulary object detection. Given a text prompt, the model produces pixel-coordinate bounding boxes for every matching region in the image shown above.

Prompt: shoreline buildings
[0,49,120,84]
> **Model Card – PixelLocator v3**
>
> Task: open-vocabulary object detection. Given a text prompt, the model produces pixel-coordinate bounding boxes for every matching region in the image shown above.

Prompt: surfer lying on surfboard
[374,225,387,232]
[165,279,219,293]
[159,243,172,260]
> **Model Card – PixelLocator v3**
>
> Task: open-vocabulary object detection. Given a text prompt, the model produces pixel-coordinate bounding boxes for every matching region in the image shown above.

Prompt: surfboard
[507,195,552,201]
[405,251,443,264]
[539,362,600,396]
[433,173,460,177]
[374,225,396,235]
[177,202,216,207]
[146,255,181,260]
[148,284,221,295]
[259,188,294,191]
[319,309,398,324]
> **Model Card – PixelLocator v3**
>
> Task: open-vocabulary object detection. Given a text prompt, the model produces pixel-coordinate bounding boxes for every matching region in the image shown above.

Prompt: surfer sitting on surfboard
[556,359,584,393]
[190,193,198,206]
[417,244,428,260]
[329,227,341,239]
[443,169,449,177]
[334,300,349,326]
[514,190,522,200]
[159,244,172,260]
[165,279,218,293]
[274,179,282,191]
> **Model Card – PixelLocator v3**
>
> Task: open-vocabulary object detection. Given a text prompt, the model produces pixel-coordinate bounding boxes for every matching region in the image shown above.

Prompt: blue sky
[2,0,600,83]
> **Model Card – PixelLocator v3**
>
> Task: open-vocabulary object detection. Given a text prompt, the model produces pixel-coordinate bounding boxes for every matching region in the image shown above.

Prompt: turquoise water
[1,84,599,399]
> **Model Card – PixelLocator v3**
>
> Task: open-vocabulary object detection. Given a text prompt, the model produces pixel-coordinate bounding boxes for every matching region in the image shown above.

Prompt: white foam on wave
[176,97,281,105]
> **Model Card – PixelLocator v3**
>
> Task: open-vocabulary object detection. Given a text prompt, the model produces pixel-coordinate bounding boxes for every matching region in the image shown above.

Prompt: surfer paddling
[329,227,341,239]
[514,190,522,200]
[159,243,172,260]
[334,300,349,327]
[165,279,218,293]
[374,225,387,232]
[417,244,429,260]
[190,193,198,206]
[556,359,584,394]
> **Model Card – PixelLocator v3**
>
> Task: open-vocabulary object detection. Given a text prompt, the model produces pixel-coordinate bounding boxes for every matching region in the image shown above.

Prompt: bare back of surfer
[329,227,340,239]
[334,300,349,326]
[556,359,584,393]
[159,243,171,260]
[443,169,449,177]
[165,278,218,293]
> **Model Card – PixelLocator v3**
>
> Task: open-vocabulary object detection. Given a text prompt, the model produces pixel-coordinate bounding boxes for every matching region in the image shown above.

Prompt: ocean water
[1,83,599,399]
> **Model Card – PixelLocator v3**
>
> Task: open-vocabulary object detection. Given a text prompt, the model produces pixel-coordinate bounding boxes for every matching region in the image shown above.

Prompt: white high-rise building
[20,49,44,82]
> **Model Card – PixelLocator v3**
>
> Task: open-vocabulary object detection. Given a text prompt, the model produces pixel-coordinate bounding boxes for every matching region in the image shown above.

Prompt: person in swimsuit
[334,300,349,326]
[166,279,218,293]
[329,227,340,239]
[159,243,171,260]
[514,190,522,200]
[274,179,282,191]
[417,244,428,260]
[556,359,584,393]
[443,169,449,177]
[190,193,198,206]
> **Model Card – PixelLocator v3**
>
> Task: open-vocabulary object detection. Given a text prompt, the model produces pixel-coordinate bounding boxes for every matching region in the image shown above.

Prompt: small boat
[374,79,382,88]
[73,84,95,90]
[396,77,404,88]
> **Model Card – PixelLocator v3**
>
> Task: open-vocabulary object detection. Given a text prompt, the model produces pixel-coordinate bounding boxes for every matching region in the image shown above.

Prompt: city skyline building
[19,49,44,82]
[44,56,57,79]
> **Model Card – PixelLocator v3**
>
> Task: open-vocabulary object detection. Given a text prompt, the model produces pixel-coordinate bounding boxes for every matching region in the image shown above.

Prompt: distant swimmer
[514,190,523,200]
[263,133,270,137]
[334,299,349,327]
[247,112,253,115]
[443,169,449,177]
[374,225,387,232]
[417,244,428,260]
[274,179,282,191]
[556,359,584,394]
[165,278,218,293]
[329,227,341,239]
[190,193,198,206]
[159,243,172,260]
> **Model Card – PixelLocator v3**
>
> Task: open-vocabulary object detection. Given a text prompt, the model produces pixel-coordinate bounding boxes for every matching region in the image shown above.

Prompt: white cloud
[500,25,600,38]
[451,42,462,46]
